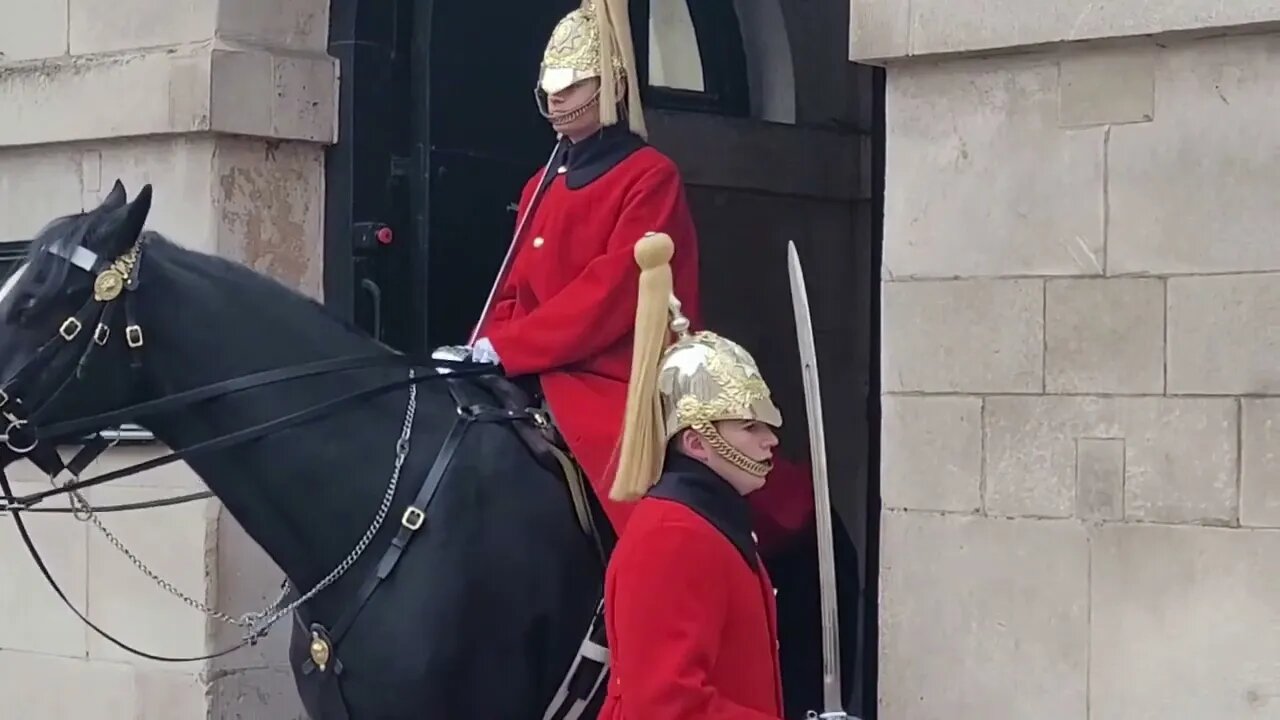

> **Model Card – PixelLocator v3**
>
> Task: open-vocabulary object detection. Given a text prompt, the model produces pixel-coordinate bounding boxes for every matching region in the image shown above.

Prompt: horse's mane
[144,232,391,349]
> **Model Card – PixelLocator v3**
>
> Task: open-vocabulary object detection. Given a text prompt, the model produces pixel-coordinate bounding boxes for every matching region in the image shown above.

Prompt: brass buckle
[59,317,82,341]
[401,506,425,531]
[125,325,144,348]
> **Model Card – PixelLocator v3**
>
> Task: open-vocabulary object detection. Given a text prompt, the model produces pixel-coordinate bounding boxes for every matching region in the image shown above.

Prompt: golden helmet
[537,0,646,137]
[610,233,782,502]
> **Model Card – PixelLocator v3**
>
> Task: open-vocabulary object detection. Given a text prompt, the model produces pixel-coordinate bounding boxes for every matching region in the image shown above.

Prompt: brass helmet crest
[611,233,783,502]
[536,0,646,137]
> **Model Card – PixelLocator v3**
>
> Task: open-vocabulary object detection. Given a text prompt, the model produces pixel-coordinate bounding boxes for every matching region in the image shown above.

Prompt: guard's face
[544,78,602,139]
[683,420,779,495]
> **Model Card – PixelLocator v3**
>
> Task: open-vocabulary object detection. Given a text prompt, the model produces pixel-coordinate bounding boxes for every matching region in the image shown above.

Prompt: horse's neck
[136,286,413,594]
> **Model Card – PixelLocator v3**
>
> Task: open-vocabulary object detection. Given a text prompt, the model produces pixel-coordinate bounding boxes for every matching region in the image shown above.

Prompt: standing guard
[597,232,787,719]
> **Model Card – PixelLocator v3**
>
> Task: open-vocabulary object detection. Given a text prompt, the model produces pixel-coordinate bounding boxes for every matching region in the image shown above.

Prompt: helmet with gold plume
[536,0,647,138]
[610,233,783,502]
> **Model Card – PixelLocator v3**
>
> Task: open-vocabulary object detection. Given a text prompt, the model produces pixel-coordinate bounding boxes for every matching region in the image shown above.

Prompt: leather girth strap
[290,375,611,719]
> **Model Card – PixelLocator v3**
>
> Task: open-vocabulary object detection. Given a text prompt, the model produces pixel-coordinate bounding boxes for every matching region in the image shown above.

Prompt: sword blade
[468,139,563,344]
[787,241,843,713]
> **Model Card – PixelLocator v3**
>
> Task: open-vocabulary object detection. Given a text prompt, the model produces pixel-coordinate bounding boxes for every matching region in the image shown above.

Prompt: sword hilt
[805,712,858,719]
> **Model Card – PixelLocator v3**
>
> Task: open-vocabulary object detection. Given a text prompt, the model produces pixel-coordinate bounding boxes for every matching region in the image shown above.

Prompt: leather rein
[0,236,495,662]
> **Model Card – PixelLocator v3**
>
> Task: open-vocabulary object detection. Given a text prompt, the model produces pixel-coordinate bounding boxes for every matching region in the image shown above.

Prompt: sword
[467,137,565,345]
[788,241,852,720]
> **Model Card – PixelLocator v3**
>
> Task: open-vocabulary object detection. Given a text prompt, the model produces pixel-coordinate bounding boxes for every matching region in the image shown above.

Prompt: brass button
[532,237,545,248]
[556,166,567,174]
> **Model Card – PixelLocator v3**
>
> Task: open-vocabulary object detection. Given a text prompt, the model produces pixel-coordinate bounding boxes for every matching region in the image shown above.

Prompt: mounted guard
[434,0,704,535]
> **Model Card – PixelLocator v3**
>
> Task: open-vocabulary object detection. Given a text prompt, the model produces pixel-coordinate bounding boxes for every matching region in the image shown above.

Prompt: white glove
[430,345,472,362]
[470,337,501,365]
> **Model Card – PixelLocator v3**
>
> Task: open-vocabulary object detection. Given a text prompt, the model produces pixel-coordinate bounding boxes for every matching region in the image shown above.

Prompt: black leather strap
[324,412,470,652]
[0,465,253,663]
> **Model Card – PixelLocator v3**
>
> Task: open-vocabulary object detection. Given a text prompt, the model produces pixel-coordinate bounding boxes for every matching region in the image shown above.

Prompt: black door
[325,0,578,355]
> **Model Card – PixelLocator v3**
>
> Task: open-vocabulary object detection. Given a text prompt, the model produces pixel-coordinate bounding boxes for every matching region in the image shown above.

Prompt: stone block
[92,137,221,253]
[1044,277,1165,394]
[849,0,908,63]
[1167,274,1280,395]
[0,146,86,240]
[209,46,338,145]
[884,57,1105,277]
[209,667,308,719]
[69,0,215,54]
[0,480,88,657]
[0,44,335,149]
[881,395,983,513]
[134,669,208,720]
[1110,34,1280,275]
[1241,399,1280,528]
[217,0,330,51]
[985,396,1237,522]
[879,512,1088,719]
[85,484,218,667]
[0,47,212,147]
[1091,524,1280,719]
[850,0,1280,61]
[1058,44,1156,127]
[0,0,68,61]
[1075,437,1124,520]
[882,279,1043,393]
[0,652,205,718]
[213,136,326,298]
[0,652,136,717]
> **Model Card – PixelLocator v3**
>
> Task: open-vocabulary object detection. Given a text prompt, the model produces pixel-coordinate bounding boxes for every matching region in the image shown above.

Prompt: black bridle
[0,235,496,662]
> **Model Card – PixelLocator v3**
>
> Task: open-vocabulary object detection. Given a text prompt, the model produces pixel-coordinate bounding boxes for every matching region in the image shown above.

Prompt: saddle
[463,373,606,558]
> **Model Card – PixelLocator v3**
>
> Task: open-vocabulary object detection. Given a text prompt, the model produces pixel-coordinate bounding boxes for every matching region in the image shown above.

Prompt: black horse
[0,182,611,719]
[0,181,867,719]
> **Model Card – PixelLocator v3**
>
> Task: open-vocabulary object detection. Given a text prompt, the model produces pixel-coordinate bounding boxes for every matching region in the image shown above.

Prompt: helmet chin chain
[537,89,601,127]
[692,422,773,478]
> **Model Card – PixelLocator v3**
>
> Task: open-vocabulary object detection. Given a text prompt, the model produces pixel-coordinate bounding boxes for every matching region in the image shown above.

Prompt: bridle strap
[36,352,429,441]
[0,464,255,662]
[2,362,494,510]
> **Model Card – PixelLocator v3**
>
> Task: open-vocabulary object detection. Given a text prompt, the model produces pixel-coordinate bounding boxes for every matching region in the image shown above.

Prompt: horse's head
[0,180,153,451]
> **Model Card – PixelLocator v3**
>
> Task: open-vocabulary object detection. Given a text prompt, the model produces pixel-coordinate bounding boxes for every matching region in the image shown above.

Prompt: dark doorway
[324,1,883,717]
[324,0,577,355]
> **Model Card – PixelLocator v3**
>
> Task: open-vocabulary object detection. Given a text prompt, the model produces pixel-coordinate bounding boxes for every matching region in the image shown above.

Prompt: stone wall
[854,3,1280,718]
[0,1,332,716]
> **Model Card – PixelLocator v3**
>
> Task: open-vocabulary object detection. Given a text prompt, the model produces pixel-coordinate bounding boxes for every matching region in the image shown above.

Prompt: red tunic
[479,128,702,532]
[599,455,785,720]
[478,128,815,548]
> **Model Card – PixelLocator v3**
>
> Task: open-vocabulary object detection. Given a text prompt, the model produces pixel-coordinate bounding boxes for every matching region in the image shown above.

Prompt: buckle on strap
[59,317,82,341]
[401,506,425,530]
[126,325,144,348]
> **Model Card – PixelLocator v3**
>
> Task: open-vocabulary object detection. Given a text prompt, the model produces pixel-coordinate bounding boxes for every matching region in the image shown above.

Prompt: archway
[323,0,883,715]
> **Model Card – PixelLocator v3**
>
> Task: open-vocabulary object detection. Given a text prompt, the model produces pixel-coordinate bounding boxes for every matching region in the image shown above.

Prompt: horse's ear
[118,184,152,245]
[99,180,127,211]
[97,184,151,256]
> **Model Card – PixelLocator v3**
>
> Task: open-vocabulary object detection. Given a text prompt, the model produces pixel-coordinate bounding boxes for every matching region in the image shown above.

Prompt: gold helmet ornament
[610,233,783,502]
[536,0,647,138]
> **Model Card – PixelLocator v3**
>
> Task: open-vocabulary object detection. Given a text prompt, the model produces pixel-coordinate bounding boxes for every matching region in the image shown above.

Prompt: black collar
[556,124,647,190]
[646,453,759,571]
